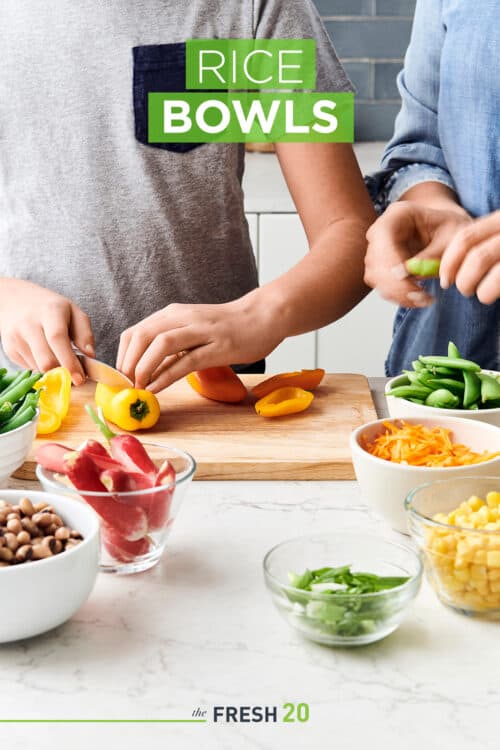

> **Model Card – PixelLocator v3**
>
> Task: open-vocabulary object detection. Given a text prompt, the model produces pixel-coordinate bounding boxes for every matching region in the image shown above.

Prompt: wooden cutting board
[16,374,376,481]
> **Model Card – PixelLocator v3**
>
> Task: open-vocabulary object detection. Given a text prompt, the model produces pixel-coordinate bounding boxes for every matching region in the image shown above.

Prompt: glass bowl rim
[262,531,423,600]
[35,440,196,497]
[405,475,500,535]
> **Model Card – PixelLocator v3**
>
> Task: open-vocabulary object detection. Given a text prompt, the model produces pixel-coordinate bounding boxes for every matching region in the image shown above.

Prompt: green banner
[186,39,316,90]
[148,92,354,144]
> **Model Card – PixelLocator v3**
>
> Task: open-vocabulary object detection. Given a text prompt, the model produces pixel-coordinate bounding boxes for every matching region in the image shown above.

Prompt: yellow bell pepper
[95,383,160,432]
[33,367,72,435]
[255,386,314,418]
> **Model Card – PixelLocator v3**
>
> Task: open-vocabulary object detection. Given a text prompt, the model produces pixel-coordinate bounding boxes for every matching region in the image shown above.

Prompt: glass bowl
[406,476,500,618]
[36,442,196,574]
[263,532,422,647]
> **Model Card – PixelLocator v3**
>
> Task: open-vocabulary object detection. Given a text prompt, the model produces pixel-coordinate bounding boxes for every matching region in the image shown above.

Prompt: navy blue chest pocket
[133,43,204,154]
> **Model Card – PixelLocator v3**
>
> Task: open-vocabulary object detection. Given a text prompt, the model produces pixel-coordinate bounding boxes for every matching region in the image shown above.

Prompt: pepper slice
[95,383,160,431]
[186,367,247,403]
[33,367,72,435]
[251,368,325,400]
[255,387,314,418]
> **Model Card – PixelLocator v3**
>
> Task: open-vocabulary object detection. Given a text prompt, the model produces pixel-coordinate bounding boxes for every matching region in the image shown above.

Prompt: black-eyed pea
[32,544,52,560]
[21,517,39,536]
[46,523,58,535]
[0,537,5,548]
[33,501,49,512]
[51,515,63,528]
[19,497,34,516]
[15,545,33,563]
[3,532,19,552]
[70,530,83,540]
[6,518,22,535]
[0,547,14,562]
[32,512,54,528]
[55,527,70,541]
[7,512,20,521]
[30,537,44,546]
[16,530,31,545]
[53,539,63,554]
[42,536,57,553]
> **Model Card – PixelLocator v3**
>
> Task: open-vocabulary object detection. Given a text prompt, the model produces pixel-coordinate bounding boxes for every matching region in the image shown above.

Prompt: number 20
[283,702,310,723]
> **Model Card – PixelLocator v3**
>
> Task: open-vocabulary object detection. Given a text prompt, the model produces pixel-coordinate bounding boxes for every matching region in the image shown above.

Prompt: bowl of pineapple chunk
[406,477,500,617]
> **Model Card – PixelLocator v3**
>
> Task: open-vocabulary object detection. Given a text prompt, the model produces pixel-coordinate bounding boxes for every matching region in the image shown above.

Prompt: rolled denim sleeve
[368,0,456,211]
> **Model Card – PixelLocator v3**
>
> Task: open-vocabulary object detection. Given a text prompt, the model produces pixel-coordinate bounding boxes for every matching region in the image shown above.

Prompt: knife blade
[75,351,133,388]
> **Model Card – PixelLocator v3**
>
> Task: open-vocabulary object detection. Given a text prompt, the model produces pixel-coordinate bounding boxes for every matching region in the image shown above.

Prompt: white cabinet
[259,215,316,372]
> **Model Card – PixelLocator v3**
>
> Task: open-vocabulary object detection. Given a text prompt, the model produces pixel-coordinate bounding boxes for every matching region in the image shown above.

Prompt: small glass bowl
[36,442,196,574]
[406,476,500,618]
[263,532,422,647]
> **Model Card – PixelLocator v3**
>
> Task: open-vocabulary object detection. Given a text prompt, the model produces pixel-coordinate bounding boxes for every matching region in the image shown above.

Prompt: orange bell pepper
[255,387,314,417]
[251,368,325,400]
[186,367,247,403]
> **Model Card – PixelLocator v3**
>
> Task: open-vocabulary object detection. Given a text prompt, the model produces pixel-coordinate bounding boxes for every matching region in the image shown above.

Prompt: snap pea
[428,378,465,397]
[406,257,441,277]
[411,360,425,372]
[408,398,425,405]
[429,365,462,377]
[0,372,41,406]
[425,389,460,409]
[0,405,36,434]
[463,370,481,409]
[387,385,433,400]
[479,374,500,404]
[448,341,461,359]
[418,355,481,373]
[0,369,31,398]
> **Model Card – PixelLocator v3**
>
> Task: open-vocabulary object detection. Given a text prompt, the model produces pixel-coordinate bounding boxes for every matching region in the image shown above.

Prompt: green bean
[406,258,441,277]
[0,372,41,406]
[0,402,14,424]
[463,371,481,409]
[479,374,500,404]
[0,405,36,434]
[418,355,481,373]
[387,385,433,400]
[425,389,460,409]
[448,341,461,359]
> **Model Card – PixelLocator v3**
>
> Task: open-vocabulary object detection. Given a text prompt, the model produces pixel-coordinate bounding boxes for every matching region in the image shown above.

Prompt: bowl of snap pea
[0,369,41,487]
[385,342,500,427]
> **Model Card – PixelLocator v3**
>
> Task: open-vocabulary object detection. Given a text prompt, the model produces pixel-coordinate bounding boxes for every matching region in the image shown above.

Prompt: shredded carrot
[362,420,500,467]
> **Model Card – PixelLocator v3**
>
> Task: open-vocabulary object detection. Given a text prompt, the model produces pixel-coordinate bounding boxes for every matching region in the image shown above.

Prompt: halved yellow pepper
[95,383,160,431]
[255,386,314,418]
[33,367,72,435]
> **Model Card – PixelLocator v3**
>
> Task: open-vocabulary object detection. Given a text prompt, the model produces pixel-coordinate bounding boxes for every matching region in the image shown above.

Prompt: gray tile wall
[314,0,416,141]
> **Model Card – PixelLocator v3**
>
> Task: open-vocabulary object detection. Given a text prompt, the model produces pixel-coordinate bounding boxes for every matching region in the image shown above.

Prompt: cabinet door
[259,215,316,372]
[318,292,395,376]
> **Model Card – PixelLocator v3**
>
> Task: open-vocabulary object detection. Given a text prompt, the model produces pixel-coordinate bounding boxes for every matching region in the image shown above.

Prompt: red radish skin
[109,435,158,482]
[102,526,151,563]
[64,451,147,541]
[35,443,72,474]
[101,466,173,532]
[146,459,176,531]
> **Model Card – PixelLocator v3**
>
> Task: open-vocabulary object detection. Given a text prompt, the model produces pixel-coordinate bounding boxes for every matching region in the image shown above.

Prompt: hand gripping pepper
[95,383,160,431]
[33,367,72,435]
[251,368,325,400]
[255,387,314,417]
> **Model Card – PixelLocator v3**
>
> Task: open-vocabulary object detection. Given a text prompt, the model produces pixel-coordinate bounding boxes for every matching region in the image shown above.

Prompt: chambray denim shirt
[367,0,500,376]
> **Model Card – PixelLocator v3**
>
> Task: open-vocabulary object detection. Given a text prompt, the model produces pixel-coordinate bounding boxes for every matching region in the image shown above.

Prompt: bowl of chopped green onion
[263,532,422,647]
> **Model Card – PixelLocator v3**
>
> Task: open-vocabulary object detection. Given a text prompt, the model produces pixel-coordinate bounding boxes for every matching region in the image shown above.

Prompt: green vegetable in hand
[406,258,441,277]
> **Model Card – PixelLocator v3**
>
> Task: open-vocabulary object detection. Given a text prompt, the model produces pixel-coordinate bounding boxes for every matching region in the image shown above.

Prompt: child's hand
[364,202,471,307]
[116,292,284,392]
[440,211,500,304]
[0,279,94,383]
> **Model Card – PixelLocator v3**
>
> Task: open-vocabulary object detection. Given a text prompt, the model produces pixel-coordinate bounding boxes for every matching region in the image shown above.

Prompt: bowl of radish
[35,408,196,574]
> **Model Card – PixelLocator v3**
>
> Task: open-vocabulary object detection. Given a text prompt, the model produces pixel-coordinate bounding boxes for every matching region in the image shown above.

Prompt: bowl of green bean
[385,342,500,427]
[0,369,41,487]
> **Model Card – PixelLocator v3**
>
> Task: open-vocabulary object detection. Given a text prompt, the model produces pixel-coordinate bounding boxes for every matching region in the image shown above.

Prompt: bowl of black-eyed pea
[0,490,99,642]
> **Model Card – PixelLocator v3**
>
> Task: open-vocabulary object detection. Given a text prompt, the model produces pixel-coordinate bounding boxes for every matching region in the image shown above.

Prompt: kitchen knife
[74,350,133,388]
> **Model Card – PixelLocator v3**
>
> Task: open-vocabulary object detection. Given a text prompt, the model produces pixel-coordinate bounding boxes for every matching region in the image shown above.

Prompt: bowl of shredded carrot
[350,417,500,533]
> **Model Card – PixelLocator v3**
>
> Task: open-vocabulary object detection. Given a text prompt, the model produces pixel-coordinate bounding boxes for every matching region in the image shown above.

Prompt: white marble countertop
[2,381,499,750]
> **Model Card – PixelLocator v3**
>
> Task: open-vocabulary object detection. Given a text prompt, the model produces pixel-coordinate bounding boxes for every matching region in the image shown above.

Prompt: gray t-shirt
[0,0,351,366]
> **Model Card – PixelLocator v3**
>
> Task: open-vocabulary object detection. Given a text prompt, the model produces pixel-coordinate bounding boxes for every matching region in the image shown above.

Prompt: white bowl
[0,490,99,642]
[385,370,500,427]
[0,410,39,487]
[350,416,500,533]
